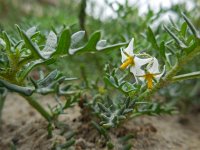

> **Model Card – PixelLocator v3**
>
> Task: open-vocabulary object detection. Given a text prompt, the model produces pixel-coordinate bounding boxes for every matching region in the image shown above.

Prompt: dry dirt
[0,93,200,150]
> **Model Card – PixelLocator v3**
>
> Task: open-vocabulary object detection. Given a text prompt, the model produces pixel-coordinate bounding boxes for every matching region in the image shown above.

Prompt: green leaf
[100,114,110,121]
[15,24,22,37]
[69,31,101,54]
[147,26,159,50]
[71,30,85,48]
[64,30,128,55]
[103,123,114,128]
[21,31,45,59]
[37,70,60,87]
[97,42,128,52]
[97,102,110,113]
[26,26,37,38]
[180,22,187,37]
[159,41,166,59]
[53,28,70,56]
[18,59,48,82]
[184,41,197,54]
[91,121,108,139]
[2,31,11,55]
[163,25,187,48]
[182,13,199,38]
[42,31,57,59]
[97,40,107,48]
[103,76,118,88]
[2,31,14,65]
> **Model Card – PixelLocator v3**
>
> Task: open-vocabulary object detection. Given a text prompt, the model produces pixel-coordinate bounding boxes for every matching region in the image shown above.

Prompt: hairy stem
[79,0,87,36]
[0,88,7,126]
[0,98,6,125]
[172,71,200,82]
[20,94,52,122]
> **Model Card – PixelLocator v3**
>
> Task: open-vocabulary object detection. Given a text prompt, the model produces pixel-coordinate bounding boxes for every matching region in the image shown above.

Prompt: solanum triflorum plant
[0,13,199,149]
[88,14,200,148]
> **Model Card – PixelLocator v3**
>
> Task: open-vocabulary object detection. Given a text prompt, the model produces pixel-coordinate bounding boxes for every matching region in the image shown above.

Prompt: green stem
[172,71,200,82]
[0,88,7,125]
[138,45,200,101]
[0,97,6,125]
[20,94,52,122]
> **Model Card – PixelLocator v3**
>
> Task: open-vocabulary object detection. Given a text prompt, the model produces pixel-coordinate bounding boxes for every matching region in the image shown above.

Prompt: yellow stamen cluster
[143,73,154,89]
[120,56,134,70]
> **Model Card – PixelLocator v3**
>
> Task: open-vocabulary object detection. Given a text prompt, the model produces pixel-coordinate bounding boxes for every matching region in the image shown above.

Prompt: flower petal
[121,48,127,63]
[124,38,134,56]
[137,76,145,82]
[130,67,144,83]
[130,66,145,76]
[148,57,160,74]
[135,57,153,67]
[155,65,166,81]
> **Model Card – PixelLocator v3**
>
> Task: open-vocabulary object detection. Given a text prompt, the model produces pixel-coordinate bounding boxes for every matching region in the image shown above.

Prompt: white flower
[120,38,152,78]
[136,57,165,89]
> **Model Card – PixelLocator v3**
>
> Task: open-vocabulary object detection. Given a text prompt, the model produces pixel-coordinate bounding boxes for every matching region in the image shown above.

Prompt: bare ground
[0,93,200,150]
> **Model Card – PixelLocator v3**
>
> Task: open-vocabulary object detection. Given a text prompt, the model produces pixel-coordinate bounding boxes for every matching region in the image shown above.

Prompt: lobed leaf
[42,31,57,59]
[54,28,71,56]
[71,30,85,48]
[21,30,46,59]
[26,26,37,38]
[69,31,101,55]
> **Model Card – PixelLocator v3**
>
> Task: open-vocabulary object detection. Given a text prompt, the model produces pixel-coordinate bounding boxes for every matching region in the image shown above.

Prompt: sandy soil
[0,93,200,150]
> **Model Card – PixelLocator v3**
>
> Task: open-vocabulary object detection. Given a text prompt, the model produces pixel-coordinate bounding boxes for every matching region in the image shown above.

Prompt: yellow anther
[143,73,154,89]
[120,56,134,70]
